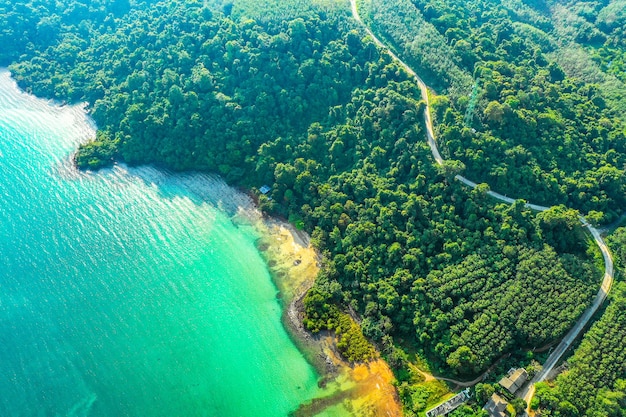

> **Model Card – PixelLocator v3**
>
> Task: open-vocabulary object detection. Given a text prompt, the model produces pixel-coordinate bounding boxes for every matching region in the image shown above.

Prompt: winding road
[350,0,615,407]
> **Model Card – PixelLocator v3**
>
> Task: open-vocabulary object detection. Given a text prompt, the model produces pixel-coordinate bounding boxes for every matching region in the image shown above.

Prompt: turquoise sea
[0,70,323,417]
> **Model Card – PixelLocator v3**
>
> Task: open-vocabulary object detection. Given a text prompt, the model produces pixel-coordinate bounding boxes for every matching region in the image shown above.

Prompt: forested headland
[1,0,623,415]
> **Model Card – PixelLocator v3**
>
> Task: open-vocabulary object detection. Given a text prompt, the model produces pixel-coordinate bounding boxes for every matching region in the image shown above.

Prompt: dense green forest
[360,0,626,223]
[0,0,616,415]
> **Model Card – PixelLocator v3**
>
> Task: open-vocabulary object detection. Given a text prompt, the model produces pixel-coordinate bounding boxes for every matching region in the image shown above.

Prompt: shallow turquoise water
[0,70,322,417]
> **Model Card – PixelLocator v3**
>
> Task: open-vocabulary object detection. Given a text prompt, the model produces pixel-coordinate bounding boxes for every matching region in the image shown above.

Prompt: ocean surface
[0,70,324,417]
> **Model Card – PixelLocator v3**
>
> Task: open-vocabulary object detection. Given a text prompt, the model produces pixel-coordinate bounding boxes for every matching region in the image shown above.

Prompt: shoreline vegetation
[62,150,403,415]
[250,214,402,416]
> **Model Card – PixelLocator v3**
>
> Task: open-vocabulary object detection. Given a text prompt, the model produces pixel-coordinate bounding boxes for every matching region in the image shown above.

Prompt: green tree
[475,383,495,404]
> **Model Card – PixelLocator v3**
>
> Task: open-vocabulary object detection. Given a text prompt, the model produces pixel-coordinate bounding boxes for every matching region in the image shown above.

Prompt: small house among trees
[483,393,509,417]
[425,388,470,417]
[499,368,528,394]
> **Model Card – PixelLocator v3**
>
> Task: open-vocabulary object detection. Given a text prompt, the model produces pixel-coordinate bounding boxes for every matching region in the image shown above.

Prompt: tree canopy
[0,0,616,414]
[360,0,626,223]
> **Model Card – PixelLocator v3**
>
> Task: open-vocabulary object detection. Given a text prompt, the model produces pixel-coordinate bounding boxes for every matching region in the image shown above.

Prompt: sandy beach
[251,216,403,417]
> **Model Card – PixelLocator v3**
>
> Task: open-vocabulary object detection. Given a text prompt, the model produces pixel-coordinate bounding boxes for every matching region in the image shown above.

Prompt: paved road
[350,0,443,165]
[350,0,615,406]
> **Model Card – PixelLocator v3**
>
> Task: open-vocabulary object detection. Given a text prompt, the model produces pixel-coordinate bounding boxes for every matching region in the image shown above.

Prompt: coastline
[70,162,402,416]
[45,84,401,414]
[250,214,403,417]
[252,217,335,376]
[0,65,402,417]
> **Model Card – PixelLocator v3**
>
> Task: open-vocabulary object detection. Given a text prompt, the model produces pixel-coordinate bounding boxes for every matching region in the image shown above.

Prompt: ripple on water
[0,69,324,417]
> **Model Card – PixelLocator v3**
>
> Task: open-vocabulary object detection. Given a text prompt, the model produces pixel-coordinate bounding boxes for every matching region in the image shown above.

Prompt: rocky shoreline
[251,219,337,377]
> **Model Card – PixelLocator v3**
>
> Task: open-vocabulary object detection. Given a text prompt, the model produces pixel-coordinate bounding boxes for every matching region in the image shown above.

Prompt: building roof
[259,185,271,194]
[425,389,470,417]
[499,368,528,394]
[483,393,508,417]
